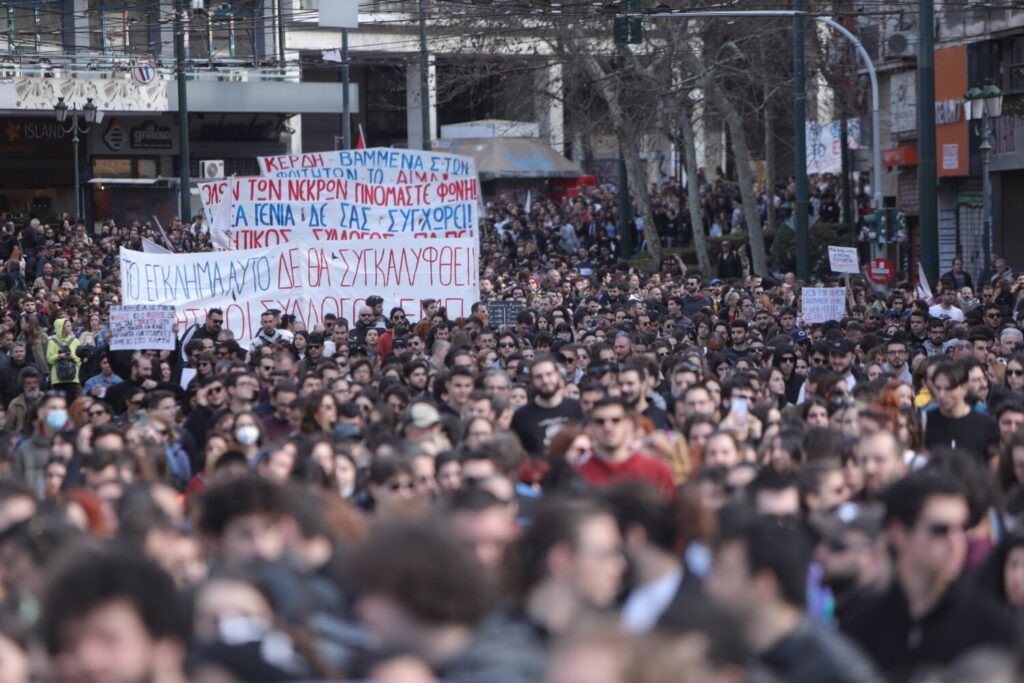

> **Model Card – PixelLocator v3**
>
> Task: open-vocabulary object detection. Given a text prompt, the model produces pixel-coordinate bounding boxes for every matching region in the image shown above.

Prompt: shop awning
[434,137,582,180]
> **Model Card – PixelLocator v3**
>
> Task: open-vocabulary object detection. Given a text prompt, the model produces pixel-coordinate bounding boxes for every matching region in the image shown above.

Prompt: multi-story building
[863,7,1024,279]
[0,0,350,223]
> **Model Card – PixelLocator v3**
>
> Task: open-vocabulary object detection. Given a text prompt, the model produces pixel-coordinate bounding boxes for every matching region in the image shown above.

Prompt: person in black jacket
[842,470,1017,680]
[717,240,743,280]
[706,512,882,683]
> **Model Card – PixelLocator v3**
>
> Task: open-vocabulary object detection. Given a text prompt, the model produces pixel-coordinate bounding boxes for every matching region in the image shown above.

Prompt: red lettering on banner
[275,248,301,290]
[286,179,350,202]
[262,153,327,173]
[244,178,282,202]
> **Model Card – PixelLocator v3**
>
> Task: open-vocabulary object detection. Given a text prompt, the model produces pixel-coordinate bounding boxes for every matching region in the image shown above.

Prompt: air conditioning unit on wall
[201,159,224,179]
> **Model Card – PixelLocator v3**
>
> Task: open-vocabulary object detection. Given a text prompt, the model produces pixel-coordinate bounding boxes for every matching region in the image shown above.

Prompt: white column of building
[536,63,565,154]
[406,58,437,149]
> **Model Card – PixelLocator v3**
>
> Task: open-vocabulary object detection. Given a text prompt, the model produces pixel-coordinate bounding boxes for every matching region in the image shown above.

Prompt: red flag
[356,124,367,150]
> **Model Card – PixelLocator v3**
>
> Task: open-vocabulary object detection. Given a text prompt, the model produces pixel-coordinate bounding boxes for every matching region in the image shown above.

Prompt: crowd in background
[0,188,1018,682]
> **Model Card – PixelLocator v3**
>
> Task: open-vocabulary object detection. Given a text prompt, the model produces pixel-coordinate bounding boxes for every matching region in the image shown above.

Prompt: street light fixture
[964,81,1003,280]
[53,96,99,221]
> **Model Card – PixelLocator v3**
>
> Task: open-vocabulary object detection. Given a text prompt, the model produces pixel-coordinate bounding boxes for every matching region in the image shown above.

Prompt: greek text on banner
[256,148,476,182]
[118,238,479,345]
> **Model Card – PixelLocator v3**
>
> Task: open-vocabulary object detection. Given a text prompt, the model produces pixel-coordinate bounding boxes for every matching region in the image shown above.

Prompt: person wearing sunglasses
[842,469,1014,678]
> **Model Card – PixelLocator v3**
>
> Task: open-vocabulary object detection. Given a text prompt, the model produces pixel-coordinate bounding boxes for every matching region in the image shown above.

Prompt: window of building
[187,0,258,62]
[2,1,64,53]
[88,1,157,55]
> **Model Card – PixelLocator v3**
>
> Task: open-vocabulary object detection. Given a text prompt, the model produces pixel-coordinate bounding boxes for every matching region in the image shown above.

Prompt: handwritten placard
[486,301,525,328]
[827,246,860,274]
[109,305,177,351]
[802,286,843,323]
[802,288,847,324]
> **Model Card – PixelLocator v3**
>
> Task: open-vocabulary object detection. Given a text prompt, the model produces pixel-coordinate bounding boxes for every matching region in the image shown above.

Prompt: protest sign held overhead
[827,246,860,275]
[119,237,479,345]
[802,287,847,324]
[109,305,177,351]
[486,301,525,329]
[200,148,481,251]
[256,148,477,183]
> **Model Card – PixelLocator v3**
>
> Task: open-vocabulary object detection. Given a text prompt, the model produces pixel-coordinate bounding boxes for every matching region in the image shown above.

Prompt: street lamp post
[53,96,98,221]
[965,83,1003,277]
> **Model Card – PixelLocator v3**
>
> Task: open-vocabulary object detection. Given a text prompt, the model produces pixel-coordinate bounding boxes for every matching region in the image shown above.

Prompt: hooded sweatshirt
[46,317,81,385]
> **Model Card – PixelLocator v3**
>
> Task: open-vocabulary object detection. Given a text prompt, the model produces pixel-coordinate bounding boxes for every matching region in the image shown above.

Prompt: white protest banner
[802,287,847,324]
[806,119,861,174]
[141,237,171,254]
[256,148,477,183]
[198,173,480,250]
[827,246,860,274]
[109,305,177,351]
[119,237,479,345]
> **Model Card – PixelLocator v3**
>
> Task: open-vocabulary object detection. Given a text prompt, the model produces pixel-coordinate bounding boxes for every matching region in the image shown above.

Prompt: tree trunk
[580,55,662,262]
[765,92,777,231]
[680,107,712,275]
[720,100,768,276]
[621,136,663,262]
[681,44,768,276]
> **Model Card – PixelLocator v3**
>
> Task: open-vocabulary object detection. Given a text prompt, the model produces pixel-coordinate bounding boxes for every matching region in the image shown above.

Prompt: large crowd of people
[0,184,1020,683]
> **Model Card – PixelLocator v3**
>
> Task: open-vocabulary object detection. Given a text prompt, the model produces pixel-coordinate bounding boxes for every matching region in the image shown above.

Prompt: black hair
[195,476,287,538]
[347,519,491,625]
[883,469,966,529]
[603,482,677,552]
[40,546,187,655]
[506,495,614,596]
[716,512,810,609]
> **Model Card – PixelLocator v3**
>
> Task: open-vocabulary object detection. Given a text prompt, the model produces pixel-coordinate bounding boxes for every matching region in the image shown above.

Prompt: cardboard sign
[802,288,847,324]
[828,246,860,274]
[109,305,177,351]
[486,301,525,328]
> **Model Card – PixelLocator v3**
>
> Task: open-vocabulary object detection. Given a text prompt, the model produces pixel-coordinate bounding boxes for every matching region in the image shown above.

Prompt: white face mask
[234,425,260,446]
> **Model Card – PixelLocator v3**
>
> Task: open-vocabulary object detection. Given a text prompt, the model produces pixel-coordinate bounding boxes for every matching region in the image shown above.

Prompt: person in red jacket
[577,396,675,499]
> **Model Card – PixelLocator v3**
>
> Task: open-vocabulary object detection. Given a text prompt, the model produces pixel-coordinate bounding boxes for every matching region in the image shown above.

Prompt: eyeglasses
[499,342,516,348]
[393,314,406,321]
[209,319,223,326]
[127,399,143,407]
[779,356,796,363]
[987,313,1002,319]
[887,349,908,356]
[1009,369,1024,376]
[208,386,224,394]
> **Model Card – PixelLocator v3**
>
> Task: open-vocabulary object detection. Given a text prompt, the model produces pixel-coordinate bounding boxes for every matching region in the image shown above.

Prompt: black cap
[830,339,856,355]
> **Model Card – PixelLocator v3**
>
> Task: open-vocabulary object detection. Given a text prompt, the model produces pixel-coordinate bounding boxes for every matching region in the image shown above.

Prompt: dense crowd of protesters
[0,187,1021,683]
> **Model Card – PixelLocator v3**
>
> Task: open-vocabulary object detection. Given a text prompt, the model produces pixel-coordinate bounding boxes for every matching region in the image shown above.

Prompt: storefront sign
[0,117,72,157]
[130,120,173,150]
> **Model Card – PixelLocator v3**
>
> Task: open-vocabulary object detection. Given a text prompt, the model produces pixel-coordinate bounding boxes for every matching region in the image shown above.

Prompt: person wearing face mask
[14,390,68,495]
[4,367,43,435]
[231,411,266,463]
